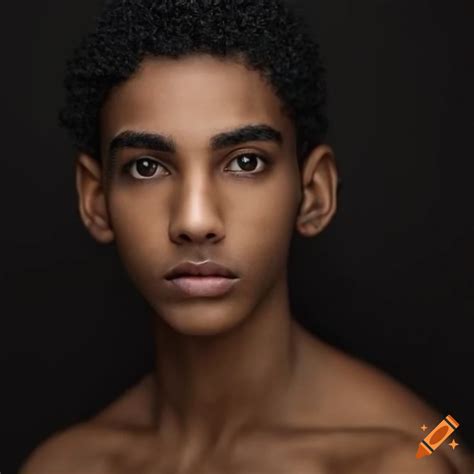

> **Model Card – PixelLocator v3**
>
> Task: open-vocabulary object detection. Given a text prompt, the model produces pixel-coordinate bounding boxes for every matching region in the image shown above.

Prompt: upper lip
[164,260,238,280]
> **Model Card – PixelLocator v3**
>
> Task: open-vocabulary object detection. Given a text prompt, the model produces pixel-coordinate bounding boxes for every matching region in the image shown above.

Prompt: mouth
[164,260,239,297]
[166,275,239,297]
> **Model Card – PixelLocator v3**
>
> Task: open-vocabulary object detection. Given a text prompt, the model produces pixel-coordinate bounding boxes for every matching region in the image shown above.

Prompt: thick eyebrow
[210,124,283,150]
[106,124,283,176]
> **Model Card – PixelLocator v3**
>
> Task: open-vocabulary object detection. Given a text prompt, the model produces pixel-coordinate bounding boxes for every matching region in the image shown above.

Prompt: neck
[150,273,302,456]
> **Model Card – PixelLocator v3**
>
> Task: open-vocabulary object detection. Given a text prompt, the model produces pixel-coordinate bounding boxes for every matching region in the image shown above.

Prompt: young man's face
[96,54,304,335]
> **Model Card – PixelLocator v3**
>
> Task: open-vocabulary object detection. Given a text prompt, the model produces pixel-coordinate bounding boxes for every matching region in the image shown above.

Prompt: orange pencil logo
[416,414,460,459]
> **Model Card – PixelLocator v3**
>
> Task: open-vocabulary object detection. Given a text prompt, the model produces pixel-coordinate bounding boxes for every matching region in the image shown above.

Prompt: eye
[225,153,268,174]
[123,157,169,180]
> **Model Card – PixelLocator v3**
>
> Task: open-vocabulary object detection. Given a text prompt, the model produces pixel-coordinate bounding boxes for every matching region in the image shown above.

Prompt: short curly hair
[59,0,328,166]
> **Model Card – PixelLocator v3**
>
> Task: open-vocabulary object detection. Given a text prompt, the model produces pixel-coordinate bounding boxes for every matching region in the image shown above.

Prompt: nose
[168,174,225,246]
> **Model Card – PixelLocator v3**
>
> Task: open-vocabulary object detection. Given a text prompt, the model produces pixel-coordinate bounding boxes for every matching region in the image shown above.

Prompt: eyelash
[122,153,269,180]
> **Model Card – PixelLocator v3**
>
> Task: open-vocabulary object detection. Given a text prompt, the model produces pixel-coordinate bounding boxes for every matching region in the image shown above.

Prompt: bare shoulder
[19,376,155,474]
[323,340,474,472]
[297,331,473,472]
[329,431,459,474]
[19,422,122,474]
[372,437,457,474]
[92,374,156,428]
[304,333,441,429]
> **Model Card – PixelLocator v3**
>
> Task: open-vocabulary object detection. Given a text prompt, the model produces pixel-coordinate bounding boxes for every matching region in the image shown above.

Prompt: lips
[164,260,238,280]
[167,276,238,297]
[164,260,239,297]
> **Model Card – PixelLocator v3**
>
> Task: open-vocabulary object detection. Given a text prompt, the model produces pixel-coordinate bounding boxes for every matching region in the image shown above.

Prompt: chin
[156,303,247,337]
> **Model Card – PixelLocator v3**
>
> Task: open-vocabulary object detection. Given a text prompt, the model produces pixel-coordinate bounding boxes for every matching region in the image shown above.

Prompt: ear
[75,153,115,244]
[295,144,338,237]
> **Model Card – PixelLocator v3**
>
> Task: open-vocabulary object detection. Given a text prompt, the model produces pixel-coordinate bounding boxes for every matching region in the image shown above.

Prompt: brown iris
[136,159,159,178]
[237,154,258,172]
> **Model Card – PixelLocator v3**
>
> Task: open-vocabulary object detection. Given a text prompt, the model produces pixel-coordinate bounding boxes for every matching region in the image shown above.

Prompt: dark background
[1,0,473,472]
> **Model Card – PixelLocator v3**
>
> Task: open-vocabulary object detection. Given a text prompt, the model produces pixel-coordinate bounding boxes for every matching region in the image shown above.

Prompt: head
[61,0,339,335]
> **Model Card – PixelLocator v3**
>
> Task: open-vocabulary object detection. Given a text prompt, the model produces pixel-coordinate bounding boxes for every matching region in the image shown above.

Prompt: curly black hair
[59,0,328,166]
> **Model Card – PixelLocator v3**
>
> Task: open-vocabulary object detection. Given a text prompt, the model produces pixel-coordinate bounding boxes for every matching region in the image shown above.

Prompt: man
[20,0,472,472]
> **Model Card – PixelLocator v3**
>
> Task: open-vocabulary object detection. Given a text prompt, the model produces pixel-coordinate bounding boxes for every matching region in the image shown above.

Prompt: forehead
[100,54,295,151]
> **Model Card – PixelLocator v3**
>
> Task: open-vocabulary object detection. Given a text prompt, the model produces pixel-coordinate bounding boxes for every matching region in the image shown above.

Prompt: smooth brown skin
[21,54,472,473]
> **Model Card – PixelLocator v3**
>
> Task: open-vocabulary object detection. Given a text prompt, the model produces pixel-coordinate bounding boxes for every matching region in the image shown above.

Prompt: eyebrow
[106,124,283,175]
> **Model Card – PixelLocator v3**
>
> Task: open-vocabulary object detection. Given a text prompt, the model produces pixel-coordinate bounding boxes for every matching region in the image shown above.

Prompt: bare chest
[110,453,329,474]
[103,432,384,474]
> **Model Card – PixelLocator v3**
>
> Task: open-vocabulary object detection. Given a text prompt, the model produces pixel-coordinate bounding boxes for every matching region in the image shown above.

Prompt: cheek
[107,192,169,277]
[229,174,300,276]
[108,187,168,237]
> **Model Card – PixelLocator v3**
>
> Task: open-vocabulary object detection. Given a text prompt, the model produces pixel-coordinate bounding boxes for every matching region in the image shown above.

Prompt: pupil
[137,159,158,177]
[238,155,257,171]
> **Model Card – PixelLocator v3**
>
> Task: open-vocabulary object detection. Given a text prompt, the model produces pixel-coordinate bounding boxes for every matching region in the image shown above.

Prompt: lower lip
[166,276,239,297]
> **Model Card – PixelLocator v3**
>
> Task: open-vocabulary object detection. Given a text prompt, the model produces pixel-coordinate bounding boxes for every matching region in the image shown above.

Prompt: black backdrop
[1,0,473,472]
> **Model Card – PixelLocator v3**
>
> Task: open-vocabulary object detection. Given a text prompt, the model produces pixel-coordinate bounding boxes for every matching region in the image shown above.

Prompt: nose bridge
[169,164,223,244]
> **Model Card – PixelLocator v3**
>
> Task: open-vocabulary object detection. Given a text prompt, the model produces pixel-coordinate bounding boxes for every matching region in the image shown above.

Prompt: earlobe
[296,144,338,238]
[75,153,115,244]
